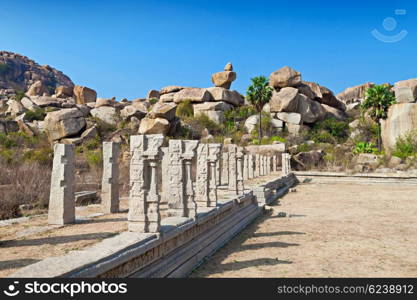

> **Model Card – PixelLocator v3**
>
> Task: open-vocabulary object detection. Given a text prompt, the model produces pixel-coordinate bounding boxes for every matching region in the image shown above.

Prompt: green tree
[246,76,273,140]
[361,84,396,150]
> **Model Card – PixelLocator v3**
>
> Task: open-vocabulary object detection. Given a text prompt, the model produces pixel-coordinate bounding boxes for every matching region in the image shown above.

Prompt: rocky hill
[0,51,73,94]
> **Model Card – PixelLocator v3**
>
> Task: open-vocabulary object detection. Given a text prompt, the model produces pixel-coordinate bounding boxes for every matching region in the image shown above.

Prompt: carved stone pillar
[282,152,291,176]
[248,154,254,179]
[272,155,277,172]
[221,152,229,186]
[195,144,209,207]
[101,142,120,214]
[48,144,75,225]
[236,147,245,195]
[208,144,221,206]
[243,154,249,180]
[228,144,238,193]
[255,154,260,177]
[128,134,164,233]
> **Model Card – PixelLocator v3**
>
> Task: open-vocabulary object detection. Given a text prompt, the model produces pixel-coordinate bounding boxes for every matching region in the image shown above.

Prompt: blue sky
[1,0,416,99]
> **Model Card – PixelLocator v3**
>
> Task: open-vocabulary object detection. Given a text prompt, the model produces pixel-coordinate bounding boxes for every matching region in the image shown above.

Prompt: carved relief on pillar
[208,143,221,207]
[101,142,120,214]
[248,154,254,179]
[195,144,209,207]
[243,154,249,180]
[281,152,291,176]
[228,144,238,193]
[236,146,245,195]
[255,154,260,177]
[182,140,199,217]
[221,152,229,185]
[128,134,164,233]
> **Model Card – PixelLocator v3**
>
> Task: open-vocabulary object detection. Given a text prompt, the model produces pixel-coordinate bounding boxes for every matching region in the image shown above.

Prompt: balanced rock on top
[211,62,237,89]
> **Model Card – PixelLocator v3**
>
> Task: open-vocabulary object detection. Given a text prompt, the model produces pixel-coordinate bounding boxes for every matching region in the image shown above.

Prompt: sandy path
[191,182,417,277]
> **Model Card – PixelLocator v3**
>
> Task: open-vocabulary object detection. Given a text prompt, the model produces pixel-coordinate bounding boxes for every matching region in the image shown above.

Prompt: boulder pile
[267,66,347,135]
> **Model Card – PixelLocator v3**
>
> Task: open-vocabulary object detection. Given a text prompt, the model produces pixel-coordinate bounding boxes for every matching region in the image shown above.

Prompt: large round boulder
[44,108,86,141]
[269,66,301,89]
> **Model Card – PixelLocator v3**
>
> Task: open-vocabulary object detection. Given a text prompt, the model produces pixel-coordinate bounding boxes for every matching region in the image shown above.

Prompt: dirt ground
[191,181,417,277]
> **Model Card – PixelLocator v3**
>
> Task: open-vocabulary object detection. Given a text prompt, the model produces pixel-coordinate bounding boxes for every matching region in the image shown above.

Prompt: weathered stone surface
[356,153,379,165]
[61,125,98,145]
[44,108,86,141]
[48,144,75,225]
[30,96,60,107]
[269,87,300,112]
[6,100,24,116]
[286,123,310,136]
[132,100,150,111]
[292,150,323,170]
[27,80,49,96]
[173,88,212,103]
[120,105,147,120]
[101,142,120,213]
[394,79,417,101]
[73,85,97,104]
[269,66,301,89]
[95,98,115,108]
[245,143,286,155]
[228,144,238,193]
[167,140,198,217]
[211,71,236,89]
[224,62,233,71]
[270,118,284,133]
[220,152,229,186]
[195,144,209,207]
[56,85,73,98]
[244,114,259,134]
[159,85,186,95]
[208,144,221,206]
[296,95,326,124]
[138,117,169,135]
[128,134,164,233]
[90,106,118,125]
[206,87,243,106]
[20,97,40,111]
[148,102,177,121]
[236,147,245,195]
[282,153,291,176]
[0,51,74,92]
[276,112,302,125]
[147,89,160,100]
[381,103,417,150]
[321,104,346,120]
[336,82,374,104]
[395,86,414,103]
[159,92,176,103]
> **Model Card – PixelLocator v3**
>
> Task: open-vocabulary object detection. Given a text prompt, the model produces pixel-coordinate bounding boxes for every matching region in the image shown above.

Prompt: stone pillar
[267,156,272,174]
[208,144,221,207]
[101,142,120,214]
[228,144,238,193]
[248,154,254,179]
[272,155,277,172]
[196,144,209,207]
[167,140,198,218]
[128,134,164,233]
[160,147,169,215]
[243,155,249,180]
[260,155,265,176]
[282,152,291,176]
[236,147,245,195]
[255,154,260,177]
[215,153,222,187]
[48,144,75,225]
[220,152,229,186]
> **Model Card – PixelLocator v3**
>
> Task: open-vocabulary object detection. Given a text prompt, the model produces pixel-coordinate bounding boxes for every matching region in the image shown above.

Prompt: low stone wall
[294,171,417,185]
[10,173,297,278]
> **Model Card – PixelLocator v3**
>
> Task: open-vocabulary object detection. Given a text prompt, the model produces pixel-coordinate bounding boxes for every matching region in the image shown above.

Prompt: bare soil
[191,182,417,277]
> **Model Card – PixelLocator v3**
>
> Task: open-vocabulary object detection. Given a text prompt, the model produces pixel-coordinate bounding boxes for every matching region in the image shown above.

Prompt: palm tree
[246,76,273,140]
[361,84,396,151]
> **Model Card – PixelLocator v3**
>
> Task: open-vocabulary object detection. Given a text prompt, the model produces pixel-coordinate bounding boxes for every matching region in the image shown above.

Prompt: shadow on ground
[190,197,306,277]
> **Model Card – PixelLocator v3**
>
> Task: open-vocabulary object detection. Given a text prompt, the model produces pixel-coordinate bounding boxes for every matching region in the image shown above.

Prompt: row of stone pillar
[47,135,292,233]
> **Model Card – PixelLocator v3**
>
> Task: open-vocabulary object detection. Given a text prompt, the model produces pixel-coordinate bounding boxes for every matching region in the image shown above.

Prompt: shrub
[22,147,53,166]
[392,131,417,160]
[14,90,26,102]
[149,98,158,105]
[353,142,379,154]
[86,150,103,168]
[311,118,349,143]
[311,131,336,144]
[176,100,194,118]
[24,108,46,122]
[297,143,314,153]
[270,136,286,143]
